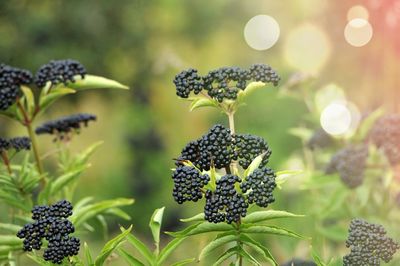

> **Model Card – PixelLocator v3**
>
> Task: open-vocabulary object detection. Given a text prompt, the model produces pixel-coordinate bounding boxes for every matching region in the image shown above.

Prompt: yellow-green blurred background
[1,0,400,264]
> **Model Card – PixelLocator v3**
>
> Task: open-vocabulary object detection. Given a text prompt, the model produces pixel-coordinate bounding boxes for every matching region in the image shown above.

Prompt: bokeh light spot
[347,5,369,21]
[244,15,280,50]
[283,23,331,74]
[320,102,355,136]
[344,18,373,47]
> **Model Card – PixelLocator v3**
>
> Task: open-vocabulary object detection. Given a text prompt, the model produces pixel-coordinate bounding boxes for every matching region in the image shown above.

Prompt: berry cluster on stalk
[0,63,33,111]
[325,144,368,189]
[173,64,280,102]
[172,166,210,204]
[35,113,96,140]
[0,136,31,152]
[343,219,399,265]
[35,59,86,88]
[16,200,80,264]
[233,133,272,169]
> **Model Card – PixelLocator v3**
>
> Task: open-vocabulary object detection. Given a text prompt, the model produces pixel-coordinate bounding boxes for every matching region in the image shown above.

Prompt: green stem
[235,221,243,266]
[227,111,239,175]
[1,151,12,175]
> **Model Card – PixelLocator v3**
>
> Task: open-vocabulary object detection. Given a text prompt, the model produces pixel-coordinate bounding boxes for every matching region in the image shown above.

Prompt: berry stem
[1,150,12,175]
[227,111,239,175]
[234,221,243,266]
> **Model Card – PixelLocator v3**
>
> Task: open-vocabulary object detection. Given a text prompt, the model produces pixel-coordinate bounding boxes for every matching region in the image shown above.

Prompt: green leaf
[71,198,134,227]
[288,127,313,141]
[275,170,302,189]
[189,98,218,111]
[167,222,234,238]
[354,107,384,142]
[237,81,266,102]
[240,234,277,265]
[104,208,131,220]
[38,88,76,116]
[67,75,129,90]
[244,152,268,178]
[74,141,104,165]
[49,165,88,196]
[0,224,21,233]
[117,248,145,266]
[0,235,22,246]
[311,248,327,266]
[199,234,237,261]
[125,233,154,264]
[94,225,132,266]
[27,254,53,265]
[240,225,304,239]
[180,213,204,223]
[171,258,196,266]
[20,86,35,116]
[84,242,94,266]
[157,237,187,265]
[239,247,262,266]
[0,192,31,211]
[0,105,19,122]
[149,207,165,249]
[212,246,238,266]
[242,210,304,224]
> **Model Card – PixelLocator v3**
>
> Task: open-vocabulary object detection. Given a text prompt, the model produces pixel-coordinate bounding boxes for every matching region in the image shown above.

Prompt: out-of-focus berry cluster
[173,64,280,102]
[307,128,334,150]
[35,59,86,88]
[0,136,31,152]
[343,219,399,266]
[35,113,96,140]
[172,124,276,223]
[16,200,80,264]
[0,64,33,111]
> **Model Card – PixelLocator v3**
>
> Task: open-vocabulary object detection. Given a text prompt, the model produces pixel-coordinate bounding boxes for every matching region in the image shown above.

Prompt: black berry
[173,68,203,98]
[241,167,276,208]
[233,133,271,169]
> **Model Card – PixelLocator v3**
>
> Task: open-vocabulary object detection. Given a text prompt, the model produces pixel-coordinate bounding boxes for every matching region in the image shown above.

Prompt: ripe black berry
[343,219,400,266]
[233,133,271,169]
[35,59,86,88]
[173,68,203,98]
[368,114,400,166]
[307,128,333,150]
[35,113,96,140]
[171,166,210,204]
[249,63,280,86]
[16,200,80,264]
[325,145,368,189]
[241,167,276,208]
[0,136,31,152]
[0,63,33,110]
[204,175,248,224]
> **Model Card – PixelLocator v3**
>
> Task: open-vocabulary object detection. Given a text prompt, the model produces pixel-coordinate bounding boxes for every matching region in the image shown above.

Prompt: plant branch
[1,151,12,175]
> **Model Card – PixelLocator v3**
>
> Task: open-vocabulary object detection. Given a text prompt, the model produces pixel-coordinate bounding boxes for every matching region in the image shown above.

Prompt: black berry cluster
[325,145,368,189]
[307,128,333,150]
[35,59,86,88]
[204,175,248,223]
[281,258,316,266]
[173,68,203,98]
[240,167,276,207]
[35,113,96,139]
[177,124,235,171]
[0,136,31,152]
[343,219,399,266]
[233,133,271,169]
[16,200,80,264]
[173,64,280,102]
[0,63,33,110]
[368,114,400,166]
[172,166,210,204]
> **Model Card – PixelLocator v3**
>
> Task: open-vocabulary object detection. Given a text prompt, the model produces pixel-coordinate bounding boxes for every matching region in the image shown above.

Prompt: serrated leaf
[171,258,196,266]
[242,210,304,224]
[240,234,277,265]
[190,98,218,111]
[94,225,132,266]
[0,224,21,233]
[199,234,237,261]
[118,248,145,266]
[20,86,35,116]
[240,225,304,239]
[244,152,267,177]
[38,88,76,116]
[125,233,154,264]
[84,242,94,266]
[67,75,129,90]
[167,222,234,238]
[180,213,204,223]
[157,237,187,265]
[149,207,165,250]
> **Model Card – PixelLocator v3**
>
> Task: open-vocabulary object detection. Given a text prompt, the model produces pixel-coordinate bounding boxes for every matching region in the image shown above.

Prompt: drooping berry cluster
[16,200,80,264]
[343,219,399,266]
[241,167,276,207]
[307,128,333,150]
[368,114,400,166]
[0,63,33,110]
[204,175,248,223]
[35,59,86,88]
[233,134,271,169]
[172,166,210,204]
[325,145,368,189]
[0,136,31,152]
[35,113,96,139]
[173,64,280,102]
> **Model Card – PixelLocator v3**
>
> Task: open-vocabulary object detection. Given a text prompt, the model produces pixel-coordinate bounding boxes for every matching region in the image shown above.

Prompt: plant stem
[235,221,243,266]
[1,151,12,175]
[227,110,239,176]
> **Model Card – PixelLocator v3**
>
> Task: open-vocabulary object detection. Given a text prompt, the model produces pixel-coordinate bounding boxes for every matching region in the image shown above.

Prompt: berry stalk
[1,150,12,174]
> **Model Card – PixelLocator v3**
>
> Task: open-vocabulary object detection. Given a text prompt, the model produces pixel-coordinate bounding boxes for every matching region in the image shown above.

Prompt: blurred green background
[1,0,399,264]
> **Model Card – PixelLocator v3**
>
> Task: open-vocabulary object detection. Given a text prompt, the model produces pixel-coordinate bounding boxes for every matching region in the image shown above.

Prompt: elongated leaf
[244,152,266,178]
[49,165,88,196]
[21,86,35,116]
[74,197,94,211]
[157,237,187,265]
[171,258,196,266]
[149,207,165,248]
[74,141,104,165]
[275,170,302,188]
[167,222,234,238]
[190,98,218,111]
[311,248,327,266]
[118,248,145,266]
[242,210,303,224]
[0,192,31,211]
[38,88,76,116]
[67,75,129,90]
[84,242,94,266]
[239,247,261,266]
[125,233,154,264]
[354,107,384,142]
[94,225,132,266]
[0,224,21,233]
[240,225,304,239]
[180,213,204,223]
[199,234,238,261]
[27,254,53,265]
[105,208,131,220]
[71,198,134,227]
[0,235,22,245]
[240,234,277,265]
[213,246,238,266]
[237,82,266,102]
